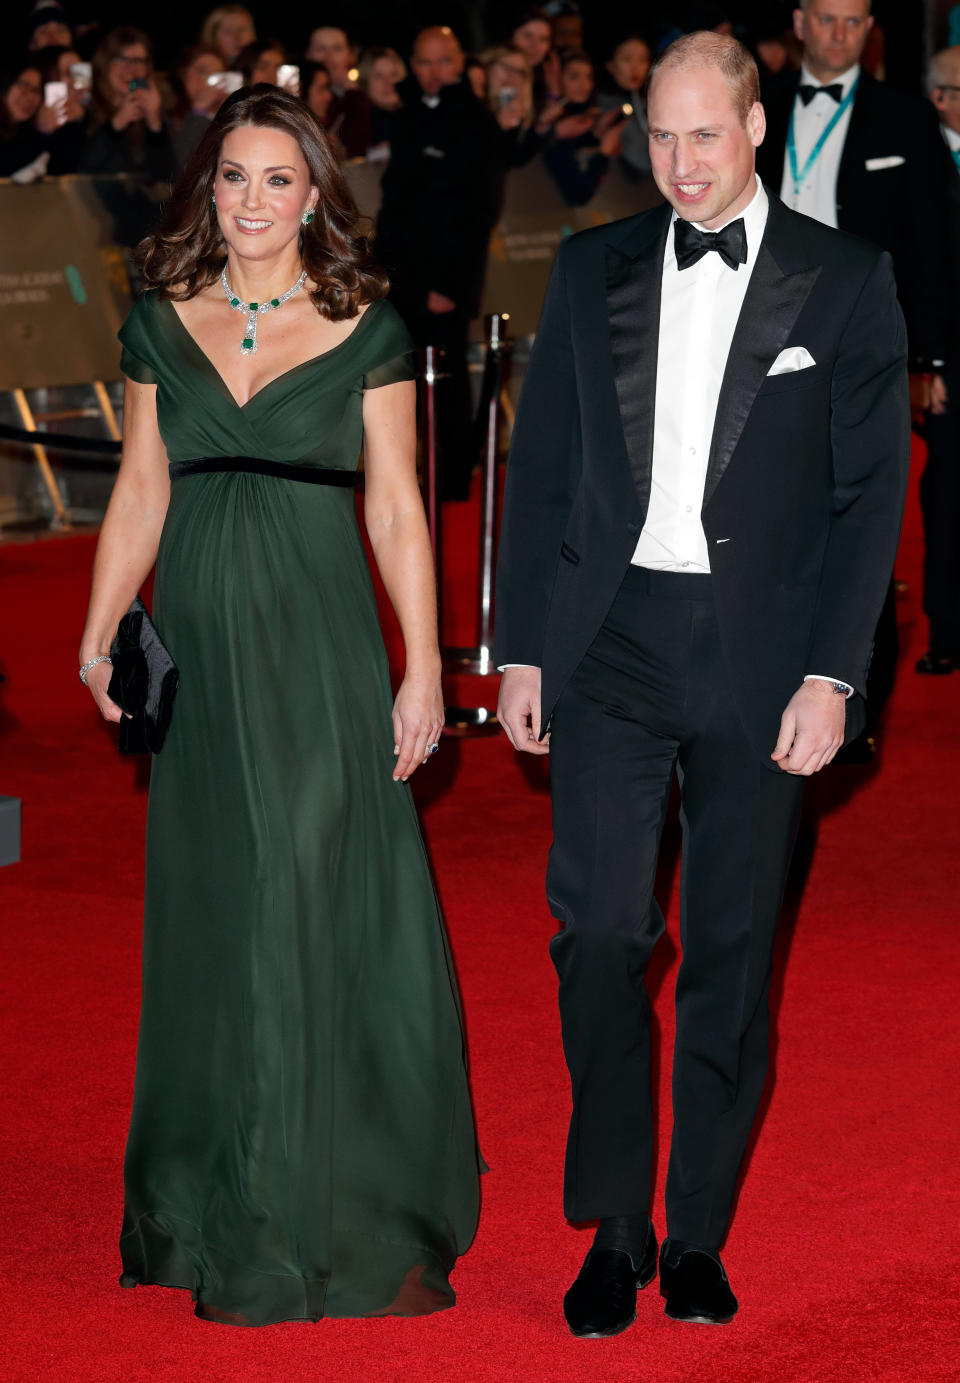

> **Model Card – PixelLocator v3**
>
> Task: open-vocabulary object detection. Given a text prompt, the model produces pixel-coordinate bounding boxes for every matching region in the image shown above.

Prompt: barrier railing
[420,314,512,738]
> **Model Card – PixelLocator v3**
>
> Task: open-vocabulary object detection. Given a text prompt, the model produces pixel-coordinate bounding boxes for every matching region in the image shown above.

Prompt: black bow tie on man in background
[798,82,844,105]
[674,216,748,272]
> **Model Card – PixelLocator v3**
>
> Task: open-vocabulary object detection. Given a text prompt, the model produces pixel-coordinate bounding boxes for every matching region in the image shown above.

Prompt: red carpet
[1,459,958,1382]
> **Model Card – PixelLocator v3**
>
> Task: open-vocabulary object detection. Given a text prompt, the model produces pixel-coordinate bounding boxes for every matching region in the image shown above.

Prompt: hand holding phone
[277,64,300,96]
[38,80,68,131]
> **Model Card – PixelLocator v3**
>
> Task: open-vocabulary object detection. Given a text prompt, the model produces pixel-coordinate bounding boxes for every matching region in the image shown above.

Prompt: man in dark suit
[756,0,948,373]
[495,31,909,1336]
[916,47,960,672]
[756,0,949,742]
[375,26,504,498]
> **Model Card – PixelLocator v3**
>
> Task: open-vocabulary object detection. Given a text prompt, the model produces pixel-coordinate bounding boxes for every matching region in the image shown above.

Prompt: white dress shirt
[779,64,859,227]
[632,175,768,572]
[943,121,960,165]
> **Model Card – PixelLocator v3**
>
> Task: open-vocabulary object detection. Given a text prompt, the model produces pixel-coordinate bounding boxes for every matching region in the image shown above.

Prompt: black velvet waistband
[169,457,358,486]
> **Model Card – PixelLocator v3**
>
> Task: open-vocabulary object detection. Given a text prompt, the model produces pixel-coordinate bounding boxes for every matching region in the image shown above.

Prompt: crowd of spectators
[2,1,859,199]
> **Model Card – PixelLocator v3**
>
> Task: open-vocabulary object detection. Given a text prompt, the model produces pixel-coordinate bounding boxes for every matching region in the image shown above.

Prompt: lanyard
[952,149,960,174]
[787,77,859,199]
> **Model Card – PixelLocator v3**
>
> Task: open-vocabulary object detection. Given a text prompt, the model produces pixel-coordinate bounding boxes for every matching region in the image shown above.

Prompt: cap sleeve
[361,301,417,390]
[117,293,159,385]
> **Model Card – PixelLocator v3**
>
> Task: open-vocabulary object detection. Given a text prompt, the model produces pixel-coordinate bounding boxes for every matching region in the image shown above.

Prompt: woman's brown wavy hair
[137,84,388,319]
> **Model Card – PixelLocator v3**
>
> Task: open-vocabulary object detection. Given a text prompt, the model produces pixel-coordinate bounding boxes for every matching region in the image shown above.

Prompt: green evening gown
[114,290,481,1326]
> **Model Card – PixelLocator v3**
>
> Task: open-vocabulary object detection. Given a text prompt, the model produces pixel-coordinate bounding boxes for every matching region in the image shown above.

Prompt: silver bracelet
[79,654,112,685]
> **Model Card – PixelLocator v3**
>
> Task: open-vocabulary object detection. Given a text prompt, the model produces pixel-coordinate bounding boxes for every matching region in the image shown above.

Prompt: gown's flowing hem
[119,1210,459,1324]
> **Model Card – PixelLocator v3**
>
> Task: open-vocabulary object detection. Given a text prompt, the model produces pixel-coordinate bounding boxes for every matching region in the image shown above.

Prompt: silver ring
[426,742,440,755]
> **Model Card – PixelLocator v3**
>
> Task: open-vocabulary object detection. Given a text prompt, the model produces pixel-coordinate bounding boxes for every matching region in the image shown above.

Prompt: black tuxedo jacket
[756,71,949,367]
[494,194,910,769]
[943,143,960,377]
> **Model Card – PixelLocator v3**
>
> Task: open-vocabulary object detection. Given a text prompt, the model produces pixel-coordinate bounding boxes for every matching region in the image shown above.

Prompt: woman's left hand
[392,670,444,781]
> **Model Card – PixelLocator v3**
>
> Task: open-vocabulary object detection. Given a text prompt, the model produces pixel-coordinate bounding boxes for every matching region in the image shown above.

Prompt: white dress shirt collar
[798,62,860,99]
[942,122,960,154]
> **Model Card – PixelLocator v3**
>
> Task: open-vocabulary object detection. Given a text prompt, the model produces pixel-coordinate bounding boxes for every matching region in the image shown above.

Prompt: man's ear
[747,100,766,149]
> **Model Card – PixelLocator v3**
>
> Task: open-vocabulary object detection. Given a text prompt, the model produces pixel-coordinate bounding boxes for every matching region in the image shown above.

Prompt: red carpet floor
[1,459,958,1383]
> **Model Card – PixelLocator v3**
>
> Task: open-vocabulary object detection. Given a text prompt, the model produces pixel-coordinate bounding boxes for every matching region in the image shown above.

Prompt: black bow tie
[798,82,844,106]
[674,216,747,272]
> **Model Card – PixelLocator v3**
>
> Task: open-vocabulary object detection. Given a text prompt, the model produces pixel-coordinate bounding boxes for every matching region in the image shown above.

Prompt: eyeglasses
[111,55,149,70]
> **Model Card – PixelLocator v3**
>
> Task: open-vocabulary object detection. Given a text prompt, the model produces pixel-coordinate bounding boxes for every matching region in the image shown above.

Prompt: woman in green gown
[79,85,480,1326]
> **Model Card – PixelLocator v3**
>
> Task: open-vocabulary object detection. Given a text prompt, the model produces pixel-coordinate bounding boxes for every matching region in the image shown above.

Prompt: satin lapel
[703,212,821,510]
[606,207,671,511]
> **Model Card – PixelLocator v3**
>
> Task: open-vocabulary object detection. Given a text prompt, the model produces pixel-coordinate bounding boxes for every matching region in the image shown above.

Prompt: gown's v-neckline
[163,296,383,411]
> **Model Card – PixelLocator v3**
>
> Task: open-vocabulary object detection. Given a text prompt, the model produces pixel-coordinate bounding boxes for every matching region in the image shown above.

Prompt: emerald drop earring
[302,209,314,225]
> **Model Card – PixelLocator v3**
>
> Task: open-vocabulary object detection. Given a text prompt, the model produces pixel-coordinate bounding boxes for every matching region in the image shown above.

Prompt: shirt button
[685,505,693,513]
[688,447,696,455]
[681,561,690,568]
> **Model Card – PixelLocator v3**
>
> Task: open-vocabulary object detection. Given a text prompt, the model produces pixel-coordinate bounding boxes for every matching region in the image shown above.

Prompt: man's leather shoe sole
[659,1245,738,1325]
[563,1230,658,1338]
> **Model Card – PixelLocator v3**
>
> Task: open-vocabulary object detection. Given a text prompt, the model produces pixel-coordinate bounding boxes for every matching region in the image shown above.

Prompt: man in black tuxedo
[496,32,909,1335]
[375,26,503,498]
[756,0,950,742]
[916,47,960,672]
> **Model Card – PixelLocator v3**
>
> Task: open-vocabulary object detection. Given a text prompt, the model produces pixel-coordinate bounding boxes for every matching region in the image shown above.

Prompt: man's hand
[498,666,550,755]
[771,680,847,775]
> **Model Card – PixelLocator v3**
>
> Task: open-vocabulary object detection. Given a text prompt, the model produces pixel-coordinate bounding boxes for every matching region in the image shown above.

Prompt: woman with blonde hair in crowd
[200,5,255,69]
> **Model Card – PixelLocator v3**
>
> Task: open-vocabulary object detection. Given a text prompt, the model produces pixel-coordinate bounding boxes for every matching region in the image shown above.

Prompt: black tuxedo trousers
[548,566,804,1248]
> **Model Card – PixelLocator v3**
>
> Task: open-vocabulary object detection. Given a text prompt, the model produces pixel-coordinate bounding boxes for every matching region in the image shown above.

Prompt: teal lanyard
[787,77,859,199]
[952,149,960,173]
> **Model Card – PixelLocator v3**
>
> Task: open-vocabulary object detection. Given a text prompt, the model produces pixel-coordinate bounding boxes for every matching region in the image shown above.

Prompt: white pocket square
[767,346,816,376]
[865,155,905,171]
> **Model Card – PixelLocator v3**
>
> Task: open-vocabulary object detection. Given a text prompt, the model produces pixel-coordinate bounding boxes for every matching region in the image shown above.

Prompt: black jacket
[494,195,910,767]
[375,78,504,319]
[941,134,960,376]
[757,70,949,368]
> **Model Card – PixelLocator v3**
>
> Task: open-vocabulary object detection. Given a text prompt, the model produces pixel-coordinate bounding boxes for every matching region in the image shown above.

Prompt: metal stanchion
[442,312,512,736]
[422,345,443,643]
[10,388,70,529]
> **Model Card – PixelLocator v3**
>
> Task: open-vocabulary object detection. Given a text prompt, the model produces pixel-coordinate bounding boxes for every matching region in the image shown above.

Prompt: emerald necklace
[221,267,308,355]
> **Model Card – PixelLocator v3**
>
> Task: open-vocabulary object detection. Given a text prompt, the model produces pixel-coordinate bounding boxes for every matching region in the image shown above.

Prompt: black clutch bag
[107,596,179,754]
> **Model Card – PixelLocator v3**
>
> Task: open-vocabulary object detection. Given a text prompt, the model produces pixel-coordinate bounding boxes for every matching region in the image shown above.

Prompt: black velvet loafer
[563,1226,658,1338]
[659,1242,738,1325]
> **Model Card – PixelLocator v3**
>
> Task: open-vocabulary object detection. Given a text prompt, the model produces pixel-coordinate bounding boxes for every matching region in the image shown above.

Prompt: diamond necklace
[220,267,308,356]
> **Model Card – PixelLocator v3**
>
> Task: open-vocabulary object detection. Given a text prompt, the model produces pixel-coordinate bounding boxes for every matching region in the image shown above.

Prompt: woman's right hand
[84,660,124,723]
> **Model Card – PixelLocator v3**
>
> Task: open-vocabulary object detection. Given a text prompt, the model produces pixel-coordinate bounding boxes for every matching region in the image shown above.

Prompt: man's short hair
[926,45,960,96]
[649,31,760,125]
[798,0,872,9]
